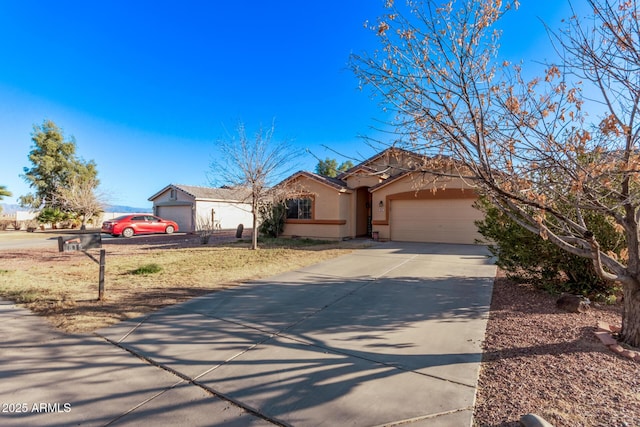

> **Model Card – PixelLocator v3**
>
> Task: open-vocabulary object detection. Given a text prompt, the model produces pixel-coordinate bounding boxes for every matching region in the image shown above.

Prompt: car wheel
[122,228,135,238]
[165,225,175,234]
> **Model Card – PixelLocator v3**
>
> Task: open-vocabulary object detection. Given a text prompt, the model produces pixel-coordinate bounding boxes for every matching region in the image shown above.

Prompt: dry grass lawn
[0,234,362,333]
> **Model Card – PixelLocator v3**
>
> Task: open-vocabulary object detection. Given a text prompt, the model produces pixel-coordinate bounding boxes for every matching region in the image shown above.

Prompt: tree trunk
[251,197,258,250]
[622,281,640,348]
[252,212,258,250]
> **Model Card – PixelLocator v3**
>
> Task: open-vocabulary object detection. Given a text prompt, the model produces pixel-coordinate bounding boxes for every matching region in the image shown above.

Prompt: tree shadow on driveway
[96,271,494,425]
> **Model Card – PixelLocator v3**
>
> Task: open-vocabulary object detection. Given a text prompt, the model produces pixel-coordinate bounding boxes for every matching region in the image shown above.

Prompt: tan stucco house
[277,148,483,244]
[149,184,253,233]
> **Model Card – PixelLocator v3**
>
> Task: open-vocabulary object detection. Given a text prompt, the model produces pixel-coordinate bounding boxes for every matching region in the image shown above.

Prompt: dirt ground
[0,231,360,332]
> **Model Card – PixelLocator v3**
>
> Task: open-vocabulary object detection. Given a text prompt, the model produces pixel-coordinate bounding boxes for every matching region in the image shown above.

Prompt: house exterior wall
[193,200,253,231]
[344,174,383,189]
[153,187,194,204]
[281,178,351,240]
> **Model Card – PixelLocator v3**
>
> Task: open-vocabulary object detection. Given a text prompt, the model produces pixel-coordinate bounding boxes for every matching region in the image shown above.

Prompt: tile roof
[278,171,349,191]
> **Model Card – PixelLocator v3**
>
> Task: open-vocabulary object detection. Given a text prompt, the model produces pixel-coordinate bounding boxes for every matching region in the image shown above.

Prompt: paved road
[0,242,496,426]
[0,234,60,250]
[0,232,194,250]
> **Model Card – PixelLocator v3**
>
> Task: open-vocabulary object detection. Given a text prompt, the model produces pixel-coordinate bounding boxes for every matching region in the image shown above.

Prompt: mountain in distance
[0,204,21,214]
[1,203,152,214]
[103,205,152,213]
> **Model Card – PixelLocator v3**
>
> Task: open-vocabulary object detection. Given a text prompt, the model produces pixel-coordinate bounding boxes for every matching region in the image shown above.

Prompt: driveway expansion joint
[96,332,285,426]
[369,406,474,427]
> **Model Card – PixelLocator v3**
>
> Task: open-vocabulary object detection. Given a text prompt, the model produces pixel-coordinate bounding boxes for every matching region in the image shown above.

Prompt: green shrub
[258,202,287,238]
[474,197,623,300]
[37,207,67,228]
[130,263,162,275]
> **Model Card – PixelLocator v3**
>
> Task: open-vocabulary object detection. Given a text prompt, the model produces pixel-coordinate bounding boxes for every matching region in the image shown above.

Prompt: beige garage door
[390,199,483,244]
[157,206,193,233]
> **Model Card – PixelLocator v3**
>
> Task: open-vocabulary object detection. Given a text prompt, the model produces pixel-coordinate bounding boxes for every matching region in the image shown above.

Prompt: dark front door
[355,187,372,237]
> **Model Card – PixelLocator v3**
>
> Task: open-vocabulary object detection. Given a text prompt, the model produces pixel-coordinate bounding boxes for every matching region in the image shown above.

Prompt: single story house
[148,184,253,233]
[276,148,483,244]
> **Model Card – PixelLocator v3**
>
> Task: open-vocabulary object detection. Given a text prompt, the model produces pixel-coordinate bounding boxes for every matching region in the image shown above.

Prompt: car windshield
[112,215,130,221]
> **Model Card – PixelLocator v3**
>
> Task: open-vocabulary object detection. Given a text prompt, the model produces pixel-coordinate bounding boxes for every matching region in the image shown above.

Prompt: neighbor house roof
[148,184,252,202]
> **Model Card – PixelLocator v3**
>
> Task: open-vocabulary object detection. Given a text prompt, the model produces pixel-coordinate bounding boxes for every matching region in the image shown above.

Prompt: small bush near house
[474,197,624,301]
[258,202,287,238]
[0,220,12,230]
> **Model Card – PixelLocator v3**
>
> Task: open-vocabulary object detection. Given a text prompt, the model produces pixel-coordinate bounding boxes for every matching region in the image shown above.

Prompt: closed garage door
[390,199,483,244]
[157,206,193,233]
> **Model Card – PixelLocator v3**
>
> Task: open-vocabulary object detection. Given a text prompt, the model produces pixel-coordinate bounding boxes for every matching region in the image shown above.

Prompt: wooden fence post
[98,249,106,301]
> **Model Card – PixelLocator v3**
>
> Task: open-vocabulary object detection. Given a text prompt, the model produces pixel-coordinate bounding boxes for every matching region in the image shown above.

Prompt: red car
[101,214,179,238]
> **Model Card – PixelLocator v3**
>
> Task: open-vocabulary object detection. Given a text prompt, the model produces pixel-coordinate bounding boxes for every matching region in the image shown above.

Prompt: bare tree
[209,121,301,250]
[55,176,106,230]
[352,0,640,347]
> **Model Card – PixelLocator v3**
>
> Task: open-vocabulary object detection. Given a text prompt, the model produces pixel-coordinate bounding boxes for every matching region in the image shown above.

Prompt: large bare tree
[352,0,640,347]
[209,121,301,250]
[55,176,107,229]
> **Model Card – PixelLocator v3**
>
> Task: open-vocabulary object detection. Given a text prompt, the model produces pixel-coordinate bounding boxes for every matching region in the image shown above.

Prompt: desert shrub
[474,197,624,300]
[37,207,67,228]
[258,202,287,238]
[130,263,162,275]
[196,216,217,244]
[0,220,12,230]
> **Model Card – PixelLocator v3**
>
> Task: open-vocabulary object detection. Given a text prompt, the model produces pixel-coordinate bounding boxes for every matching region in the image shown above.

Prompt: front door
[355,187,372,237]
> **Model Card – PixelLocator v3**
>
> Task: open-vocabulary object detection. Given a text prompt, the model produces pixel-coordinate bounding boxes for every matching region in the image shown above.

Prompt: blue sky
[0,1,583,208]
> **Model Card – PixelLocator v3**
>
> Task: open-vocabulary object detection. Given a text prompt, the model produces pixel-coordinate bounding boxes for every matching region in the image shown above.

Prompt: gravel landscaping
[473,271,640,427]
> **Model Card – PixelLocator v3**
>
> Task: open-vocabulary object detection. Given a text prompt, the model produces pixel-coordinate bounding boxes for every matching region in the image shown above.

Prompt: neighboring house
[276,147,483,244]
[148,184,253,233]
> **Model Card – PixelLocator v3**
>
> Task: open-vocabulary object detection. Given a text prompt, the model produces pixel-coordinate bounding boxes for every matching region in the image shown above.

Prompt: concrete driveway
[0,242,496,426]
